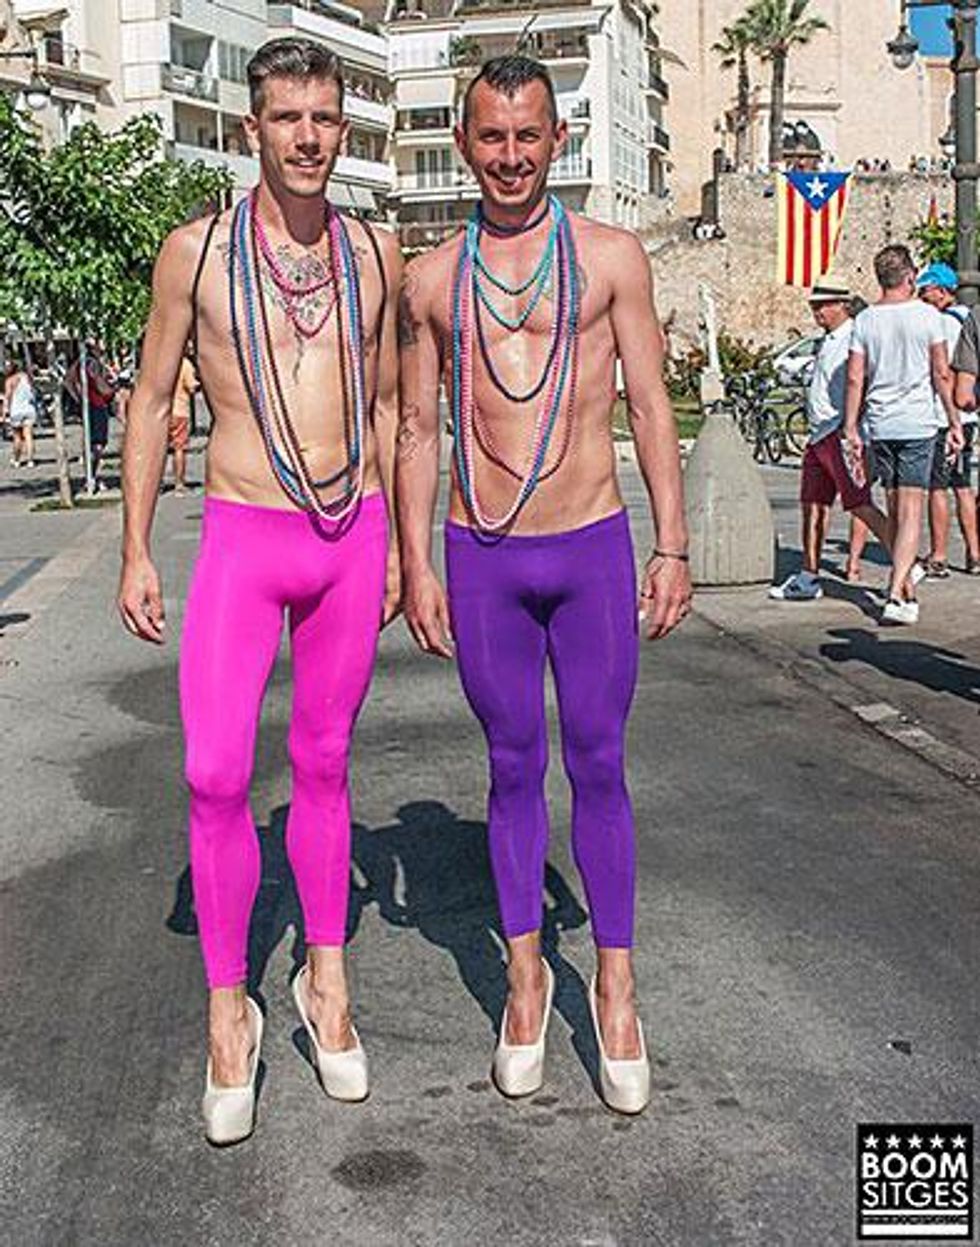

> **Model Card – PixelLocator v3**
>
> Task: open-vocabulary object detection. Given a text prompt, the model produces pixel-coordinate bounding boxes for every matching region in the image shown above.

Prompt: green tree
[743,0,829,170]
[0,96,230,504]
[713,19,755,171]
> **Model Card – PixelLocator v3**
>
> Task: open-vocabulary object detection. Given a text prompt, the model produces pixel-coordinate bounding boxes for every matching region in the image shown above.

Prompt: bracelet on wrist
[651,548,690,563]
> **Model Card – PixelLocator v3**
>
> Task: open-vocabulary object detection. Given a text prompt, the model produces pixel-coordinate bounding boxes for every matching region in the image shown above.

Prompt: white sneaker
[768,574,823,601]
[880,598,919,626]
[909,561,928,589]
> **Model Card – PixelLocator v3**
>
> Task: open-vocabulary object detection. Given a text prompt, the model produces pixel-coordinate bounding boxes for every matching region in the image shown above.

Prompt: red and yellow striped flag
[776,170,852,287]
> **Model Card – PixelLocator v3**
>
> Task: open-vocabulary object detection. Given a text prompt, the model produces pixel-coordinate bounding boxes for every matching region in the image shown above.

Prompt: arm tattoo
[398,272,422,348]
[397,401,420,461]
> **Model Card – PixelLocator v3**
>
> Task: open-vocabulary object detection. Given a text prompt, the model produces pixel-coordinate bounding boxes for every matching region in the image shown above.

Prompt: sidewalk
[693,460,980,784]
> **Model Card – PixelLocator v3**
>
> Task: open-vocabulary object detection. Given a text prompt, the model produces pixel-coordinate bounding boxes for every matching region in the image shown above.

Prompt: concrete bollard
[684,408,776,586]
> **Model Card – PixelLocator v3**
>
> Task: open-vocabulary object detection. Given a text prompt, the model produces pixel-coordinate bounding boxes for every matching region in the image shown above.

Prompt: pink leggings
[179,493,387,988]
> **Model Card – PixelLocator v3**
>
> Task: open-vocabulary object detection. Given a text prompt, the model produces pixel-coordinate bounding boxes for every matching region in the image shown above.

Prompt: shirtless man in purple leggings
[396,56,691,1114]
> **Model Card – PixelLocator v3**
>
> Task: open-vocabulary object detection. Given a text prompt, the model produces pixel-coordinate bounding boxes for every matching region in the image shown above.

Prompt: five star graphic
[930,1134,945,1150]
[864,1134,879,1150]
[806,175,829,201]
[953,1134,967,1149]
[885,1134,901,1150]
[908,1133,923,1149]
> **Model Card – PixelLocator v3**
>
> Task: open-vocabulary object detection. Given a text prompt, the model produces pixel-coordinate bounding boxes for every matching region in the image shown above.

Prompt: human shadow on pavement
[166,800,602,1081]
[820,627,980,705]
[819,579,882,622]
[351,800,601,1083]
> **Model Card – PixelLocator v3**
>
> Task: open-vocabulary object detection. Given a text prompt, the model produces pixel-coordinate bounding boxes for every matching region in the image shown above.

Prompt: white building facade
[385,0,670,249]
[9,0,393,209]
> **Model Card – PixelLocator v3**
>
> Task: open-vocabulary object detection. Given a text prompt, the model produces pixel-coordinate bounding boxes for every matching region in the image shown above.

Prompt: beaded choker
[228,192,366,519]
[451,194,581,532]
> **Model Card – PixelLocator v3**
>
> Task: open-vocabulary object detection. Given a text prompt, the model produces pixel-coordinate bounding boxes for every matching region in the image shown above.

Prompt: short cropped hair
[246,38,345,116]
[461,55,558,131]
[874,243,916,291]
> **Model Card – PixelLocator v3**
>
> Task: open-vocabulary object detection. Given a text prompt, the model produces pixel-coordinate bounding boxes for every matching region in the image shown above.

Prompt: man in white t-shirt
[844,244,963,625]
[915,263,980,576]
[770,282,891,601]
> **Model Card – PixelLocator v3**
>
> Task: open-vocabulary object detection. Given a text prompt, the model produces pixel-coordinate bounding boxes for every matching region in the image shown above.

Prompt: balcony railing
[645,70,669,100]
[398,170,469,192]
[649,122,670,152]
[559,97,590,122]
[552,158,591,182]
[163,65,219,104]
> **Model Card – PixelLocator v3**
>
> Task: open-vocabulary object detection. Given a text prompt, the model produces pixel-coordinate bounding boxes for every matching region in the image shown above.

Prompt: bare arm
[117,227,197,642]
[395,255,453,657]
[610,234,691,640]
[931,341,963,451]
[955,369,977,411]
[365,226,404,625]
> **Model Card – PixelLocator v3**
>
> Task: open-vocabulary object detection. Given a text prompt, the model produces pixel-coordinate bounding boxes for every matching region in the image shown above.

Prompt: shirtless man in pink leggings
[117,38,400,1144]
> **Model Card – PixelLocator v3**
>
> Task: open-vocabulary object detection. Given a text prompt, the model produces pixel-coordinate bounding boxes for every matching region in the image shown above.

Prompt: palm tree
[743,0,829,169]
[713,19,754,171]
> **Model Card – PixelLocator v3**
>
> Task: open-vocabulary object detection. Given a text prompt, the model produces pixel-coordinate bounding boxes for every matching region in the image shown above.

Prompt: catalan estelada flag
[777,170,852,287]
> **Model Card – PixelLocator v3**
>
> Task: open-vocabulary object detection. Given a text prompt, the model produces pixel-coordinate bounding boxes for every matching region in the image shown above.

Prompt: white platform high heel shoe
[292,964,369,1102]
[202,996,263,1146]
[589,975,650,1115]
[491,959,555,1099]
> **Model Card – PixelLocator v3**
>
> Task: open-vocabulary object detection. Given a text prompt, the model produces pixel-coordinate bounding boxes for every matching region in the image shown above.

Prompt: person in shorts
[3,360,37,468]
[168,353,198,496]
[844,245,963,625]
[770,282,892,601]
[915,263,980,576]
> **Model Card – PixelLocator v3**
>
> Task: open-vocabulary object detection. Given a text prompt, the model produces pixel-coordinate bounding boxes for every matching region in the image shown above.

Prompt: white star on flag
[908,1134,923,1150]
[864,1134,879,1149]
[885,1134,901,1150]
[806,176,829,201]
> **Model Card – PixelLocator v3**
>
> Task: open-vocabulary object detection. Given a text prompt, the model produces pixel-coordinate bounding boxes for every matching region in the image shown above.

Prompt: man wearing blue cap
[916,263,980,576]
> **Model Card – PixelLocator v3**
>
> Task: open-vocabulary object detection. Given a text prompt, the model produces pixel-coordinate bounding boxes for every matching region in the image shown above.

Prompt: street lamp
[0,48,51,112]
[888,0,980,306]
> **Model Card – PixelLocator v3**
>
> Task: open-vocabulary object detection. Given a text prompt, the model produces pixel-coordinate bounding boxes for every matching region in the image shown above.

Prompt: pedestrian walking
[770,281,892,601]
[67,345,116,493]
[843,244,963,625]
[915,263,980,576]
[117,37,401,1146]
[2,359,37,468]
[397,55,691,1116]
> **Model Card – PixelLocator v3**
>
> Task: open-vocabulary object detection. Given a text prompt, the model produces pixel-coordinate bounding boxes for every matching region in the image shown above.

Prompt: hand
[403,564,454,658]
[639,555,692,641]
[117,555,166,644]
[843,431,866,486]
[381,545,402,629]
[946,424,965,460]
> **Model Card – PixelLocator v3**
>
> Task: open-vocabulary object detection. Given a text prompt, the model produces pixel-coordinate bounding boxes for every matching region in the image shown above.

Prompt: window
[218,42,249,85]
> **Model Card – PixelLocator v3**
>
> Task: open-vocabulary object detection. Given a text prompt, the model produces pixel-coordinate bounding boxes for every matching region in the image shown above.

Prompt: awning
[328,182,379,212]
[397,77,456,109]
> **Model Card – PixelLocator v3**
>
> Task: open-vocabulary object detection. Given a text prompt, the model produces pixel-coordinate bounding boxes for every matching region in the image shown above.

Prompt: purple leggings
[445,509,639,948]
[180,494,387,988]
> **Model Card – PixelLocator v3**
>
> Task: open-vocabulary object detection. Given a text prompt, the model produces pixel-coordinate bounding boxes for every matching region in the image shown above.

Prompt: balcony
[558,96,590,124]
[334,153,393,189]
[551,157,591,184]
[173,142,256,187]
[345,93,391,130]
[163,64,219,104]
[648,122,670,153]
[644,70,669,101]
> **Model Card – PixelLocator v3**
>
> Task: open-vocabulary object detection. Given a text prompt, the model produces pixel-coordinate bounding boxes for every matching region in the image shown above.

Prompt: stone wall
[646,171,953,354]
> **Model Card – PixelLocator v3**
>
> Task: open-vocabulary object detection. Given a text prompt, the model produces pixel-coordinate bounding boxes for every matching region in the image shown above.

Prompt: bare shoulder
[154,209,230,290]
[569,214,647,271]
[355,219,403,274]
[403,234,461,311]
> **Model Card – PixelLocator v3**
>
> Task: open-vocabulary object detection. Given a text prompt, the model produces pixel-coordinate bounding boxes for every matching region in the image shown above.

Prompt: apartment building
[8,0,393,208]
[385,0,670,249]
[5,0,109,142]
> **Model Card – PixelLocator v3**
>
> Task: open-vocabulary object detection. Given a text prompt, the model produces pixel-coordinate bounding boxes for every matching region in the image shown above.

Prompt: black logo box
[856,1124,973,1242]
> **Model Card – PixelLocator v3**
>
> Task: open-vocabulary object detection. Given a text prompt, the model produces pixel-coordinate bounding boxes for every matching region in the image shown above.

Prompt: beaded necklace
[228,193,366,519]
[451,195,581,532]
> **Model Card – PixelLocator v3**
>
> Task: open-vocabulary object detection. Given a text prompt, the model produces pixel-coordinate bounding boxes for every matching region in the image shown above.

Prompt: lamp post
[888,0,979,306]
[0,47,51,112]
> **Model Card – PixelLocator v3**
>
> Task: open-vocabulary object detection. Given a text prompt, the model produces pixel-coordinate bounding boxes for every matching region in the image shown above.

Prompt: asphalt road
[1,469,980,1246]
